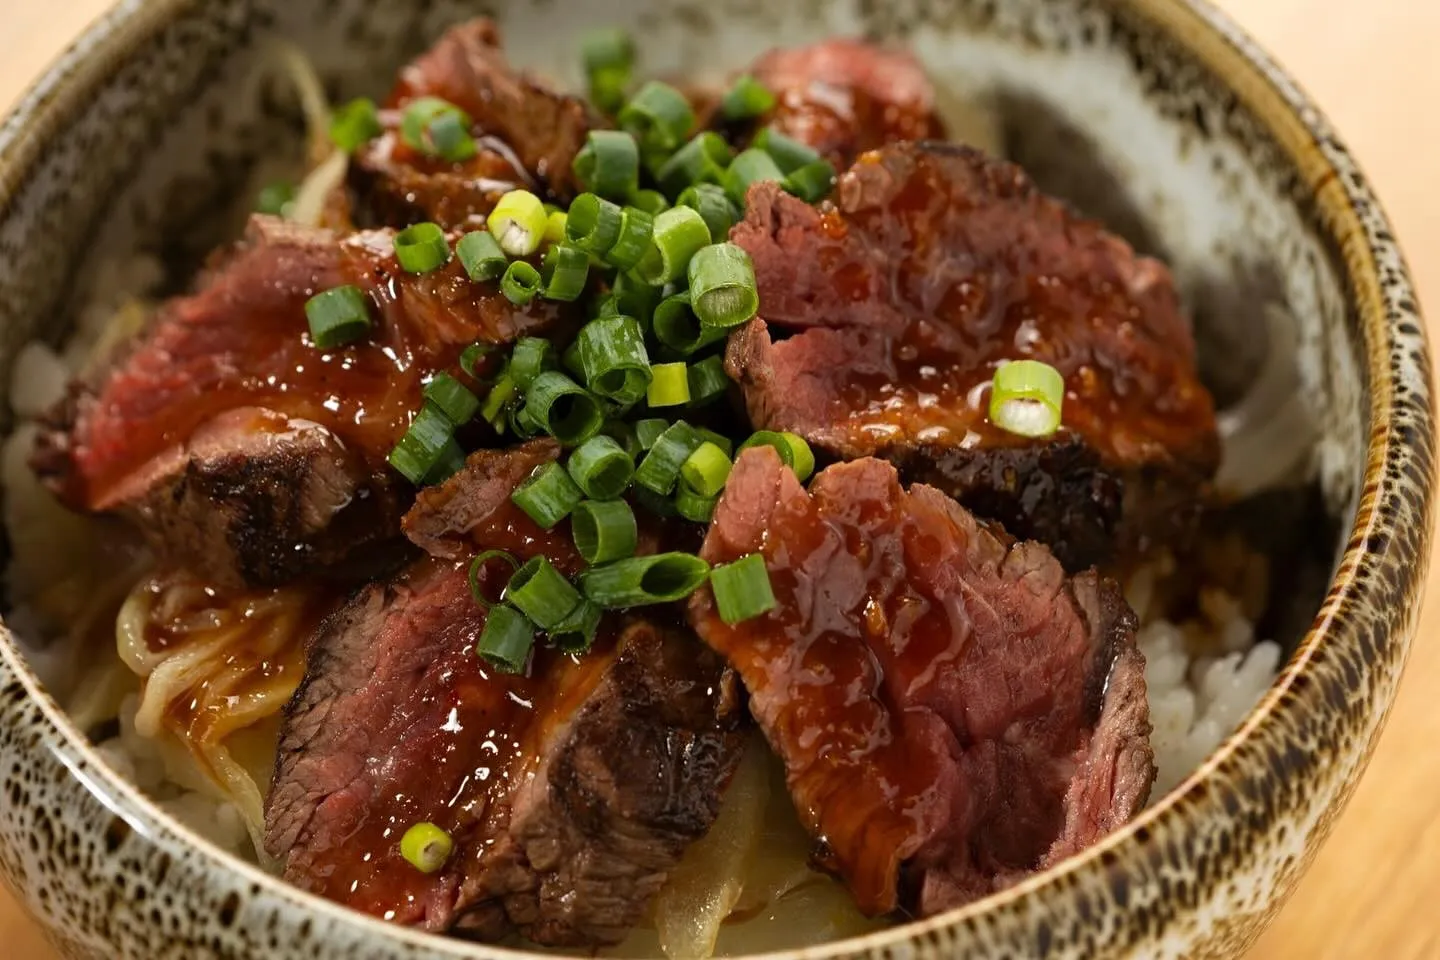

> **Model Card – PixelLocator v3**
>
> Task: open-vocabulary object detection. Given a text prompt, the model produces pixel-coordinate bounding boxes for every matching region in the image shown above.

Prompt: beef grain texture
[33,216,575,587]
[267,558,743,945]
[345,18,594,230]
[688,448,1153,917]
[726,141,1219,569]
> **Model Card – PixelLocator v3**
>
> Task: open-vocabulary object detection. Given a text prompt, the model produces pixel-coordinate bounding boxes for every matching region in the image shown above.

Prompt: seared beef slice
[745,39,944,168]
[728,142,1219,568]
[688,448,1153,916]
[346,18,593,230]
[267,445,743,945]
[33,216,576,586]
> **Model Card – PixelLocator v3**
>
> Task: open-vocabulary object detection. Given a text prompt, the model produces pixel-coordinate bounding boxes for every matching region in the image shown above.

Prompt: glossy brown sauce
[74,225,568,511]
[747,145,1217,473]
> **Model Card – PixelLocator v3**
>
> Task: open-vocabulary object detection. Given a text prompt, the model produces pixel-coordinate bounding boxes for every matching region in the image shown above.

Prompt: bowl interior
[0,0,1378,956]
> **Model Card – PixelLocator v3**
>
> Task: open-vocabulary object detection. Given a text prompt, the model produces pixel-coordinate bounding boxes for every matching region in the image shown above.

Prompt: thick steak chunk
[726,143,1219,568]
[266,445,743,945]
[32,216,574,586]
[346,19,593,229]
[745,39,944,168]
[687,449,1153,916]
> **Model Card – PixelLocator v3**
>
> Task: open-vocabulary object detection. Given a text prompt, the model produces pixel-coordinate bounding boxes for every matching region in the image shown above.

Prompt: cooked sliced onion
[653,734,771,959]
[287,149,348,228]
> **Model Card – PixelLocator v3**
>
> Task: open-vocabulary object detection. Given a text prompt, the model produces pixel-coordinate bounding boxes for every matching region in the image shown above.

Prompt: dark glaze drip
[72,220,569,511]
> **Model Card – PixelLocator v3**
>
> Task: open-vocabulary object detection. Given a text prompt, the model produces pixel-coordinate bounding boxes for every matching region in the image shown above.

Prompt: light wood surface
[1,2,1436,958]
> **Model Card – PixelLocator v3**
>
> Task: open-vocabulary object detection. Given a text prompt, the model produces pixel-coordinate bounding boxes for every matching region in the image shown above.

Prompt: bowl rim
[0,0,1432,956]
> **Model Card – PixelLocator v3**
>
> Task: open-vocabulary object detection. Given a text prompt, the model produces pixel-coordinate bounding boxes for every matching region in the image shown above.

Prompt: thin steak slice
[32,215,575,586]
[687,448,1153,917]
[346,18,593,229]
[727,142,1219,568]
[266,444,743,945]
[742,39,944,169]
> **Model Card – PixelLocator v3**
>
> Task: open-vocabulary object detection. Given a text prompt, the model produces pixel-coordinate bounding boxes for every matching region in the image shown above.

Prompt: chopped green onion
[634,420,702,494]
[589,65,631,115]
[424,373,479,424]
[477,604,535,673]
[580,553,711,608]
[562,338,586,379]
[687,354,730,407]
[630,189,671,215]
[784,159,837,204]
[653,293,725,355]
[399,822,454,873]
[565,193,624,255]
[674,481,718,522]
[753,126,822,174]
[468,550,520,610]
[541,244,591,302]
[618,81,695,157]
[635,419,669,450]
[579,316,651,404]
[677,183,739,242]
[508,402,545,439]
[724,149,785,208]
[550,598,603,652]
[695,426,734,457]
[305,285,372,348]
[501,260,543,305]
[511,461,584,529]
[720,75,776,121]
[646,361,692,408]
[739,430,815,482]
[611,272,662,331]
[581,28,635,73]
[330,97,382,153]
[505,555,582,630]
[510,337,555,389]
[545,209,569,245]
[602,420,642,459]
[571,499,638,565]
[526,371,604,446]
[634,485,678,518]
[636,206,712,286]
[487,189,548,257]
[566,435,635,499]
[709,553,777,624]
[460,342,495,378]
[393,222,451,274]
[688,242,759,329]
[656,132,733,197]
[603,207,654,271]
[573,129,641,199]
[480,373,518,428]
[681,441,732,497]
[457,231,507,282]
[388,405,458,484]
[988,359,1065,438]
[256,181,295,216]
[401,96,477,162]
[424,439,466,485]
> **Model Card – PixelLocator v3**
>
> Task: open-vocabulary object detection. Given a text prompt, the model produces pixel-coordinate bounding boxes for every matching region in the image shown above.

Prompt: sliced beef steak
[744,39,944,168]
[345,19,593,229]
[727,142,1219,568]
[33,215,575,586]
[687,449,1153,916]
[267,444,743,945]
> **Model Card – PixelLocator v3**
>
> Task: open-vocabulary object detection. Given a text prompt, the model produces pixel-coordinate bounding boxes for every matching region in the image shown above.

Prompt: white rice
[0,253,1285,865]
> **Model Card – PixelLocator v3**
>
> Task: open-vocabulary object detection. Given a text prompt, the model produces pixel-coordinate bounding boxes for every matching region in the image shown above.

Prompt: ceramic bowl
[0,0,1431,957]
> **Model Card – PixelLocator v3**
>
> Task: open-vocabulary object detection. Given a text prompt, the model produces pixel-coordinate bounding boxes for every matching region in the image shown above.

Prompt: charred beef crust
[468,620,745,945]
[726,143,1219,569]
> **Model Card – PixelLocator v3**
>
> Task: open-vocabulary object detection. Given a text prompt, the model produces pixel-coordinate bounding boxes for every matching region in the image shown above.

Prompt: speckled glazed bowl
[0,0,1431,957]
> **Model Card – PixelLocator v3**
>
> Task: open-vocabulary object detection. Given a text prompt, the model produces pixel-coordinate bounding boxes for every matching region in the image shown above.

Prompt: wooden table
[1,2,1436,958]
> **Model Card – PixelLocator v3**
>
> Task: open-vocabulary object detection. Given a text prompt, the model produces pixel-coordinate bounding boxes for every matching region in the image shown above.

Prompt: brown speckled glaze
[0,0,1431,957]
